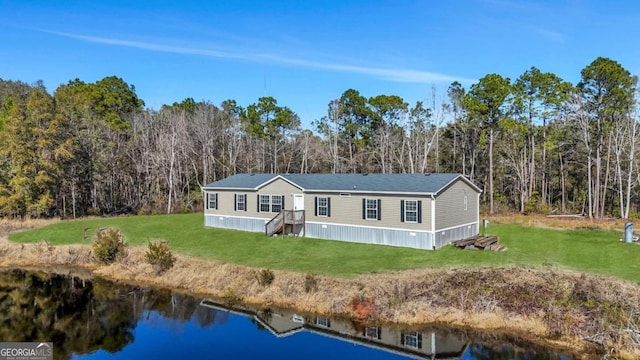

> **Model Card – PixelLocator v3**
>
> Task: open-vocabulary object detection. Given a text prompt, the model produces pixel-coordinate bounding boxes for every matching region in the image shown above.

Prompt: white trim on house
[316,196,329,217]
[364,198,379,220]
[434,174,482,195]
[235,193,247,211]
[477,192,480,226]
[205,213,270,222]
[255,175,305,191]
[202,187,248,191]
[403,199,418,223]
[257,194,285,213]
[435,221,479,233]
[304,189,438,196]
[430,195,436,233]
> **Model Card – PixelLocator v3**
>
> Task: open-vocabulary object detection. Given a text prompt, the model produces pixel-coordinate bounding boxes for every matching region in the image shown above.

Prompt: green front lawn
[8,213,640,280]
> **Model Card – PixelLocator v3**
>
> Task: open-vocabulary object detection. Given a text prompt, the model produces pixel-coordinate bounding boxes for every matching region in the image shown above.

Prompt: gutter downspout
[431,194,436,250]
[477,192,481,235]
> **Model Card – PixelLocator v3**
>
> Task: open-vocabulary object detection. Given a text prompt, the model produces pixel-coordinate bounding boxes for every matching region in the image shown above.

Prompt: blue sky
[2,0,640,124]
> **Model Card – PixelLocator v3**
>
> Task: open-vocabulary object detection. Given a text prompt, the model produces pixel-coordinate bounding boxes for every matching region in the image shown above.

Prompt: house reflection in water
[200,300,467,359]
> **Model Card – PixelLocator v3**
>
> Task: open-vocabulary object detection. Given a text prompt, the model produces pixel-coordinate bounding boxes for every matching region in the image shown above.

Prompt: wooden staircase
[265,210,305,237]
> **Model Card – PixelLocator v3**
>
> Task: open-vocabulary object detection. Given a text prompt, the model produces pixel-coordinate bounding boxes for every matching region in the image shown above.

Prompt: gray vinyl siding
[204,190,269,219]
[434,180,479,230]
[204,178,302,219]
[306,223,433,250]
[305,193,432,231]
[258,178,303,202]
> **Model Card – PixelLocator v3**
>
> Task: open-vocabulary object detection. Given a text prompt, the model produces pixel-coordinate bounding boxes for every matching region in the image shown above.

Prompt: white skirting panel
[434,223,478,248]
[306,222,434,250]
[205,215,268,233]
[205,215,476,250]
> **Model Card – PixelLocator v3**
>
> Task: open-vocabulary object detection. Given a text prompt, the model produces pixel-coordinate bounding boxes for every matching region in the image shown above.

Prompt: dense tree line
[1,57,638,219]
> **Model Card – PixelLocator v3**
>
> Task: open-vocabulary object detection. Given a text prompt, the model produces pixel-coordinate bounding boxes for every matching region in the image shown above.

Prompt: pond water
[0,269,577,360]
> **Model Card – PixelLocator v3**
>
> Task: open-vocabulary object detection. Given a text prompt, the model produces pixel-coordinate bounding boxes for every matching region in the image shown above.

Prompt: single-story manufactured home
[202,173,481,250]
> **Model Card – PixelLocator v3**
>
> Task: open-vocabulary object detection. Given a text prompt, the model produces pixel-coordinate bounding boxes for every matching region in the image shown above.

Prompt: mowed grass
[8,213,640,280]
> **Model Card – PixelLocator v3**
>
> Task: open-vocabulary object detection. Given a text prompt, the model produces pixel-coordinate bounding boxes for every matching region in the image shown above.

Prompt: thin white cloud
[45,30,475,85]
[46,30,248,60]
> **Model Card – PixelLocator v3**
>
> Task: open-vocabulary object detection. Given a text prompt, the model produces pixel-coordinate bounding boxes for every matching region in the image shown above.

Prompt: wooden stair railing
[265,211,285,237]
[265,210,306,237]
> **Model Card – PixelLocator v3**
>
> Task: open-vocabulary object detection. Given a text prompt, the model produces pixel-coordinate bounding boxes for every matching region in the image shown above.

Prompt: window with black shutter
[206,193,218,210]
[235,194,246,211]
[364,198,380,220]
[316,196,329,217]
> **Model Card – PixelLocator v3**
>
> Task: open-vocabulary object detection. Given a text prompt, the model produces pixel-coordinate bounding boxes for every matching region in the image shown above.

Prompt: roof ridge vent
[424,173,431,176]
[363,173,368,176]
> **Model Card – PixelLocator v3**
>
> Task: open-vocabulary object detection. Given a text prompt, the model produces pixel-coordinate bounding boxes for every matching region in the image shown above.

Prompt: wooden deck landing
[265,210,305,237]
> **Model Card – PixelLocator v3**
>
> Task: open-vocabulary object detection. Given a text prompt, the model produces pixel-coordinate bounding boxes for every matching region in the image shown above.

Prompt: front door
[293,194,304,211]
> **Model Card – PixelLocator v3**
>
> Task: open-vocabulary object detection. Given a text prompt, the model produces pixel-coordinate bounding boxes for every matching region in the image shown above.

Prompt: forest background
[1,56,638,220]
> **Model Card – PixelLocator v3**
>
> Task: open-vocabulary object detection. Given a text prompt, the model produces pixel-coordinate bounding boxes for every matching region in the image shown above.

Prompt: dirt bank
[0,235,638,359]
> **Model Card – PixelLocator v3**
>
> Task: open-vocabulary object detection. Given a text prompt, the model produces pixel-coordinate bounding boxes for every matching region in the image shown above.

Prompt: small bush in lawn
[257,268,275,286]
[92,228,127,264]
[304,273,318,293]
[145,240,176,274]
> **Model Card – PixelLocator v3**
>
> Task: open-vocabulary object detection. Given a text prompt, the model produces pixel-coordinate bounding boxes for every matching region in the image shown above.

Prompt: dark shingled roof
[203,173,480,194]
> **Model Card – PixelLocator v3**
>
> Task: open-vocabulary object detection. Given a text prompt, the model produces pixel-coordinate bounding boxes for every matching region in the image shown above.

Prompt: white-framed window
[364,326,381,340]
[206,193,217,210]
[402,332,422,349]
[404,200,418,223]
[259,195,271,212]
[316,317,330,328]
[271,195,282,212]
[259,195,283,213]
[464,195,468,211]
[365,198,379,220]
[317,197,329,217]
[235,194,246,211]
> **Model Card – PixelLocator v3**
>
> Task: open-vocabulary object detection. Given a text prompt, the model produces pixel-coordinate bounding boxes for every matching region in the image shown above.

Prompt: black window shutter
[314,197,318,216]
[257,194,260,212]
[400,333,405,346]
[400,200,405,222]
[362,199,366,219]
[327,197,331,217]
[417,200,422,223]
[417,333,423,349]
[377,199,382,220]
[215,193,218,210]
[234,194,237,211]
[244,194,247,211]
[281,195,285,210]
